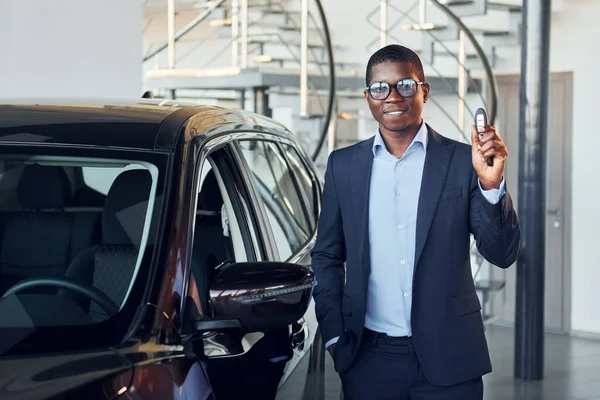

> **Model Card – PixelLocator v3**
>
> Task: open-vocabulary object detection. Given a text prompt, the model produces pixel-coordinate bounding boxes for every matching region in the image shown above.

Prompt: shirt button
[400,260,406,265]
[397,224,403,229]
[404,292,409,298]
[396,190,401,195]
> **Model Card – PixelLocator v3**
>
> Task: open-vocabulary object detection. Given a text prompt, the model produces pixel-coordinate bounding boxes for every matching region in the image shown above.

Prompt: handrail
[141,0,336,162]
[234,0,335,161]
[309,0,336,161]
[382,1,486,121]
[366,0,420,50]
[252,3,331,114]
[430,0,499,126]
[142,0,227,62]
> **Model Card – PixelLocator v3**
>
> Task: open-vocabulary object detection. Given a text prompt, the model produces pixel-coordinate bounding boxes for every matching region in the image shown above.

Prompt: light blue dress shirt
[325,122,505,348]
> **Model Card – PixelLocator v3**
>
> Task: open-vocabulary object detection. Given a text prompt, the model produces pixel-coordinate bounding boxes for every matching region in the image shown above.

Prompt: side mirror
[194,261,315,359]
[196,261,315,333]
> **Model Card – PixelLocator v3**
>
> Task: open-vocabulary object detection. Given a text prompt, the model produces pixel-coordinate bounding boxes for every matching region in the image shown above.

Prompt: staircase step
[488,0,522,11]
[196,0,288,10]
[251,54,360,70]
[209,18,232,27]
[214,22,322,40]
[444,0,474,5]
[244,33,343,49]
[479,29,512,36]
[262,9,302,15]
[247,40,328,50]
[399,23,449,32]
[461,9,512,32]
[359,22,510,44]
[442,0,522,13]
[433,48,479,59]
[432,41,480,58]
[444,0,487,17]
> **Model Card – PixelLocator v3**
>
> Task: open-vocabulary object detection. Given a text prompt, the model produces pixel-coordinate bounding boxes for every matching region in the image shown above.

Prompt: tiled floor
[322,325,600,400]
[482,325,600,400]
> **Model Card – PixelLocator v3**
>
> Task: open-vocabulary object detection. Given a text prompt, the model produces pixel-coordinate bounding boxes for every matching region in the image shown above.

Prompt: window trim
[277,140,321,229]
[271,141,314,234]
[278,137,323,215]
[229,139,280,262]
[211,148,263,261]
[231,135,318,262]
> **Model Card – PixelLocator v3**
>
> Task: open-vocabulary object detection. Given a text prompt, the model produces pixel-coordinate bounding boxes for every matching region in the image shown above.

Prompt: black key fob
[475,108,493,166]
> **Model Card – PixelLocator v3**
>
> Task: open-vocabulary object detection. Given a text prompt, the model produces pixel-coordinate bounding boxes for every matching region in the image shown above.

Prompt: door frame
[491,72,573,333]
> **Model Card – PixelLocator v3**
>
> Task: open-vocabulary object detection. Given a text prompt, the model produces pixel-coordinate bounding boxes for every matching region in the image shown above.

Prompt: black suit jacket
[310,126,521,386]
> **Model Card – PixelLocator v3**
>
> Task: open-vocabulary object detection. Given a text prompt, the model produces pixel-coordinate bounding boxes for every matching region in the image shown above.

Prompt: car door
[232,136,324,400]
[182,140,294,400]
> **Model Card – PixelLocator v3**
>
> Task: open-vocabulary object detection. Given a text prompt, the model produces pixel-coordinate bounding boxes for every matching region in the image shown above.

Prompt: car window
[82,164,146,195]
[0,154,159,332]
[185,149,263,324]
[280,143,318,230]
[237,140,311,261]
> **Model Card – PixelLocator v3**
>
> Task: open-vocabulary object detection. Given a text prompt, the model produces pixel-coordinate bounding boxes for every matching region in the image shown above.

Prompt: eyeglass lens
[368,79,418,100]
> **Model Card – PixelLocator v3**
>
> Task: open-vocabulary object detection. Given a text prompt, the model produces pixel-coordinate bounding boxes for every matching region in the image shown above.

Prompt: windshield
[0,151,162,354]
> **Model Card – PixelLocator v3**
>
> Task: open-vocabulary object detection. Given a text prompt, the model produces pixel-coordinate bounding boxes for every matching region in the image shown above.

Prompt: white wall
[0,0,143,100]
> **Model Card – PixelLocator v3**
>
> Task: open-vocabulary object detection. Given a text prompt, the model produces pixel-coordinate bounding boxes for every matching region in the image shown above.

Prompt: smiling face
[364,61,429,138]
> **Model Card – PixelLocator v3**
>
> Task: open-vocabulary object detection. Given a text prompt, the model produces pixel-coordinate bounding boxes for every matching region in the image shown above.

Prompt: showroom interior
[1,0,599,399]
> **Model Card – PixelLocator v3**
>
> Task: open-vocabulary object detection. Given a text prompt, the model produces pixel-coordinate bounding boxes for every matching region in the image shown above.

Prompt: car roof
[0,98,293,151]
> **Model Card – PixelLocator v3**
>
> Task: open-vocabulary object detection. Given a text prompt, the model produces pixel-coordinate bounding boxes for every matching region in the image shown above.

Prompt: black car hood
[0,349,133,399]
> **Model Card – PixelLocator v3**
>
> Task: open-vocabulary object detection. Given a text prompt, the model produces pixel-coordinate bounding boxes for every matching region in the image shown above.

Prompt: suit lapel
[414,126,455,269]
[350,137,375,276]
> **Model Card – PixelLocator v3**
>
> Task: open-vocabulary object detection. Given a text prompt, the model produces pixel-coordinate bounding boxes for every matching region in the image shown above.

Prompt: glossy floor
[322,325,600,400]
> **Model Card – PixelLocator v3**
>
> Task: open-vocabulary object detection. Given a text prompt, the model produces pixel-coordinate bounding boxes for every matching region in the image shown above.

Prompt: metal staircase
[142,0,344,164]
[141,0,522,169]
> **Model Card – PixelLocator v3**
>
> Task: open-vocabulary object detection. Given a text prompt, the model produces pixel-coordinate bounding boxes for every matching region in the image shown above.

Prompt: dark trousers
[340,329,483,400]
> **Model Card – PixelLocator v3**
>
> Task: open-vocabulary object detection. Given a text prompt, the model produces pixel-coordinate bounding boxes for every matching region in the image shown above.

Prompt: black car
[0,100,326,399]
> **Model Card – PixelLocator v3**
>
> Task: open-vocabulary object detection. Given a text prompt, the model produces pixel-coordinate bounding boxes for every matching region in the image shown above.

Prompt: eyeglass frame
[365,78,428,100]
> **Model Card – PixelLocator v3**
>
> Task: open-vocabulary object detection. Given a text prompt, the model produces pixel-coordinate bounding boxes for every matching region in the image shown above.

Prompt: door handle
[291,319,309,351]
[547,208,562,228]
[547,208,561,217]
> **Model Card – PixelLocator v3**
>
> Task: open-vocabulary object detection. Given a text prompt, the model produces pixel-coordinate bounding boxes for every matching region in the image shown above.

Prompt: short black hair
[365,44,425,86]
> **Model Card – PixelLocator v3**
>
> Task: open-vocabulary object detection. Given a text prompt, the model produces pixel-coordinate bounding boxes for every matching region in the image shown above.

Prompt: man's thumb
[471,124,479,150]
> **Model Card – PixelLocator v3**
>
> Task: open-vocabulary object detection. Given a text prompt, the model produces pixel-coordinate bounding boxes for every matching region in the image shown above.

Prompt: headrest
[17,165,71,209]
[102,169,152,246]
[198,170,222,213]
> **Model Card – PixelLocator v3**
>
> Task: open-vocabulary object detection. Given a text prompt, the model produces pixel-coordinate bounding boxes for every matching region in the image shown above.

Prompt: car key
[475,108,493,166]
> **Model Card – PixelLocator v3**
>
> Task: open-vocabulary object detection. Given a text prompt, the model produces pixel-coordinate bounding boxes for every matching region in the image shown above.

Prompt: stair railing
[143,0,228,63]
[431,0,499,128]
[142,0,336,162]
[367,0,499,143]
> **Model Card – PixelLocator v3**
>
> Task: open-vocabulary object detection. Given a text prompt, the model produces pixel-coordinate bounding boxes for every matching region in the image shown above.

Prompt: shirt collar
[372,121,428,157]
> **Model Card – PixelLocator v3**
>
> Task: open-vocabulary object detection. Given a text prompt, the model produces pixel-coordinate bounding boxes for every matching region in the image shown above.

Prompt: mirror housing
[195,261,315,334]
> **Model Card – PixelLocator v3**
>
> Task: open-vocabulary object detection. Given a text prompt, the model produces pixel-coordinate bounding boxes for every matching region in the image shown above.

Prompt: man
[311,44,521,399]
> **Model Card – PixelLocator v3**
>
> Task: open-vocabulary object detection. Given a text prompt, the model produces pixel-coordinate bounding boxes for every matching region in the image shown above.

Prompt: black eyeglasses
[366,78,426,100]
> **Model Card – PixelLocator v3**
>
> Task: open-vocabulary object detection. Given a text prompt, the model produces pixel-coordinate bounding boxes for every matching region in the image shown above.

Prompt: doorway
[488,72,573,333]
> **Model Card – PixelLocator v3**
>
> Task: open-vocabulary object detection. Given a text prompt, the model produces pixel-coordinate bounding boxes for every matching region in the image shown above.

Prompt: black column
[253,87,272,118]
[514,0,552,381]
[239,89,246,110]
